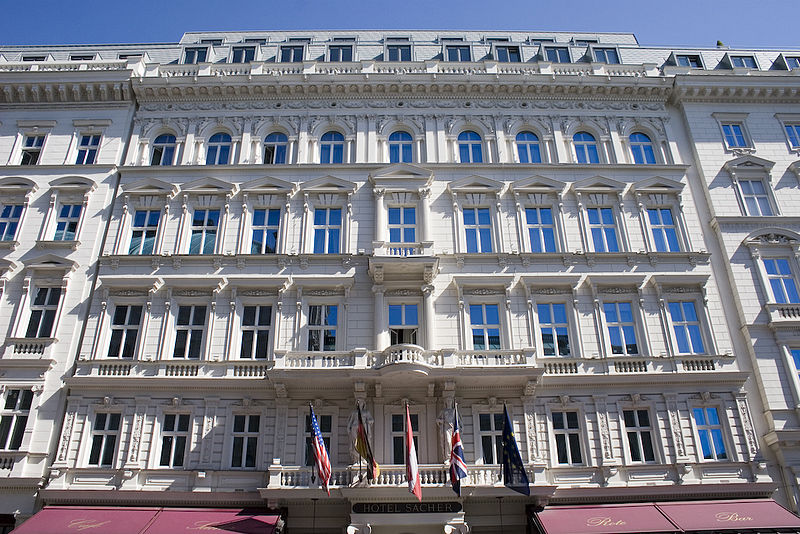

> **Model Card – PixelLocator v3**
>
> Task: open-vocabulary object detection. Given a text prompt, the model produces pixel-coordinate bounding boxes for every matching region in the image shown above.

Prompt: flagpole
[497,497,504,534]
[311,497,318,533]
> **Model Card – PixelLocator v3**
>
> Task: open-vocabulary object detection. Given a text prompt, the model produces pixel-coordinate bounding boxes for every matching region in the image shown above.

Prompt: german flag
[354,404,380,481]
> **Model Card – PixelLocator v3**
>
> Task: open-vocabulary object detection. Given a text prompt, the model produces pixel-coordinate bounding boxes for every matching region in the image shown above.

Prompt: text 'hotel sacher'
[1,29,800,534]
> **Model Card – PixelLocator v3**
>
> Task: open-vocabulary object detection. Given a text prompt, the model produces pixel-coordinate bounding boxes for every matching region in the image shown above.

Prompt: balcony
[766,302,800,329]
[541,353,736,376]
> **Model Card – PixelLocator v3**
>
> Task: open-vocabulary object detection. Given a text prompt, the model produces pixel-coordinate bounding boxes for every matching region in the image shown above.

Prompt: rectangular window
[792,349,800,378]
[469,304,501,350]
[538,303,570,356]
[587,207,619,252]
[676,54,703,69]
[173,305,206,359]
[183,47,208,64]
[739,180,773,216]
[231,46,256,63]
[545,47,570,63]
[0,389,33,451]
[479,412,504,464]
[240,305,272,359]
[189,209,219,254]
[785,124,800,148]
[0,204,23,241]
[648,208,681,252]
[495,46,521,62]
[731,55,757,69]
[787,57,800,69]
[313,208,341,254]
[230,414,259,468]
[305,414,332,466]
[107,305,142,358]
[280,46,304,62]
[525,207,556,252]
[463,207,493,253]
[552,411,582,465]
[251,208,280,254]
[388,206,416,252]
[308,304,337,351]
[54,204,82,241]
[391,412,418,465]
[88,413,120,467]
[159,414,190,468]
[20,135,45,165]
[389,304,418,345]
[128,209,160,255]
[70,54,94,61]
[25,287,60,338]
[604,302,638,355]
[75,134,101,164]
[593,48,620,64]
[387,45,411,61]
[668,301,705,354]
[692,407,727,460]
[721,123,749,148]
[764,258,800,304]
[329,45,353,62]
[624,409,655,463]
[446,46,471,62]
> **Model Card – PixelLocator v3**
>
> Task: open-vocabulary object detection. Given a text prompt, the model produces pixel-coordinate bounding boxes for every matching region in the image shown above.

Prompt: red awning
[11,507,160,534]
[535,503,679,534]
[656,499,800,532]
[142,508,280,534]
[12,507,281,534]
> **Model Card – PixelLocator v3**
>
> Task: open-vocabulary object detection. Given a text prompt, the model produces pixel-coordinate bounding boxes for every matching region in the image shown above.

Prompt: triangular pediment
[723,155,775,173]
[240,176,295,195]
[121,177,179,197]
[370,163,433,181]
[23,254,78,272]
[447,175,504,193]
[510,175,567,194]
[298,175,356,193]
[573,175,626,191]
[631,176,685,193]
[181,177,238,196]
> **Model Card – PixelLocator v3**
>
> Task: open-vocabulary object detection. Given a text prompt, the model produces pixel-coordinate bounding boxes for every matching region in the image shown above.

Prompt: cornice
[671,74,800,104]
[0,74,134,105]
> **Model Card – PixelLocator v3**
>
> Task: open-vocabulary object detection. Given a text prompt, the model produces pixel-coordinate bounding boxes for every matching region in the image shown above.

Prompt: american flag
[309,404,331,495]
[449,404,468,496]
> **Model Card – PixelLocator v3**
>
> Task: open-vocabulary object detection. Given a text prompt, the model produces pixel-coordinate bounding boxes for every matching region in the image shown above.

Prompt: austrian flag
[405,404,422,501]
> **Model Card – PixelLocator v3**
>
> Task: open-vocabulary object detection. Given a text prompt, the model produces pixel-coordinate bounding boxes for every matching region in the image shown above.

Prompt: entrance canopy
[534,499,800,533]
[12,507,282,534]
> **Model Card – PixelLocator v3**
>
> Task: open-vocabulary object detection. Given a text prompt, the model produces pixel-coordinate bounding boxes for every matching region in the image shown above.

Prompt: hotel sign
[353,502,462,514]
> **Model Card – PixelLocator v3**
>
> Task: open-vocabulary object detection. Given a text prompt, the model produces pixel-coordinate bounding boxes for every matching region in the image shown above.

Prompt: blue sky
[1,0,798,48]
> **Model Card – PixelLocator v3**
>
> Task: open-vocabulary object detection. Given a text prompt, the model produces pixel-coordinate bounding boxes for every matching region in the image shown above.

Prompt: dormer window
[183,47,208,64]
[231,46,256,63]
[545,47,570,63]
[676,54,703,69]
[446,45,471,62]
[592,47,620,64]
[495,45,521,63]
[329,44,353,62]
[731,55,757,69]
[280,45,304,63]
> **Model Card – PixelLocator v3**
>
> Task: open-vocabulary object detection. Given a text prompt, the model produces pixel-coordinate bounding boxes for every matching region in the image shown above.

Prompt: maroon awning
[656,499,800,532]
[11,507,160,534]
[12,507,281,534]
[142,508,280,534]
[535,503,679,534]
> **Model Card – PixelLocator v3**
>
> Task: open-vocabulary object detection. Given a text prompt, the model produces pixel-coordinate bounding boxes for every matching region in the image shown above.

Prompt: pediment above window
[23,253,78,274]
[121,177,179,198]
[510,175,568,195]
[240,176,295,196]
[50,176,97,193]
[722,155,775,179]
[631,176,685,194]
[743,228,800,248]
[0,176,37,197]
[369,164,434,190]
[573,175,626,192]
[181,177,238,197]
[298,175,357,193]
[447,175,504,195]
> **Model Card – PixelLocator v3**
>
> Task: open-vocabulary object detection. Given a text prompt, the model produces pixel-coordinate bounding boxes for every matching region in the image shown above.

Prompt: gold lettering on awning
[586,516,627,527]
[715,512,754,522]
[67,519,112,531]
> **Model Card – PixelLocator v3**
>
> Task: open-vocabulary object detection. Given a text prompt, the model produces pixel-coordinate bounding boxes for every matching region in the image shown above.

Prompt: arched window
[388,131,413,163]
[206,133,232,165]
[573,132,599,164]
[516,131,541,163]
[264,132,288,164]
[458,131,483,163]
[320,131,345,164]
[630,133,656,164]
[151,134,177,166]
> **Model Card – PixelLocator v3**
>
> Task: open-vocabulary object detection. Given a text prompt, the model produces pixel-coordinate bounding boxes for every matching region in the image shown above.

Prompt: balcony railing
[766,302,800,328]
[541,354,735,375]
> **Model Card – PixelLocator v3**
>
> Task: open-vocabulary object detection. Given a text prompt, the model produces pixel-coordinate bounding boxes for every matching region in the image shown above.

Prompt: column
[422,284,435,350]
[419,187,432,250]
[373,285,388,350]
[373,188,387,253]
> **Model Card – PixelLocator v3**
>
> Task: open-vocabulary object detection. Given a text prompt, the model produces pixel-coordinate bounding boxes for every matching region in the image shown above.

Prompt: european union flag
[501,404,530,496]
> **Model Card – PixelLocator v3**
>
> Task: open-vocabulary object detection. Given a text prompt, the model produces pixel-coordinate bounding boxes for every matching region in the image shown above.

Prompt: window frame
[0,178,36,249]
[150,133,178,166]
[0,203,24,244]
[775,114,800,154]
[306,302,340,352]
[74,133,101,165]
[546,406,589,467]
[474,409,505,465]
[385,41,412,62]
[515,131,542,164]
[156,412,192,469]
[231,46,257,64]
[629,132,657,165]
[444,44,472,62]
[448,177,504,255]
[24,286,62,339]
[617,405,661,465]
[456,130,484,163]
[171,303,208,360]
[298,179,355,255]
[544,46,571,63]
[300,409,336,467]
[591,46,621,64]
[690,405,731,462]
[85,411,122,468]
[387,131,414,164]
[664,297,710,356]
[0,388,34,451]
[388,408,421,465]
[106,303,144,359]
[237,303,274,359]
[176,185,235,256]
[572,131,601,164]
[19,133,47,166]
[493,44,522,63]
[597,296,647,357]
[712,113,753,152]
[205,132,233,165]
[263,132,289,164]
[675,54,704,69]
[227,412,262,470]
[633,177,692,255]
[183,47,209,64]
[238,178,293,255]
[319,131,346,164]
[729,54,758,70]
[328,44,354,62]
[279,44,305,63]
[387,204,418,255]
[574,180,629,254]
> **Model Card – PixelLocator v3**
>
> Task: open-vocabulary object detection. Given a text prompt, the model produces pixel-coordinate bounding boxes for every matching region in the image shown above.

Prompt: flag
[405,403,422,501]
[501,404,530,496]
[354,404,380,481]
[449,404,468,496]
[309,404,332,495]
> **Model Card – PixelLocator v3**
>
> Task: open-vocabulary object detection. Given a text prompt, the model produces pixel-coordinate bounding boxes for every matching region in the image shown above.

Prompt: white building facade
[0,30,799,534]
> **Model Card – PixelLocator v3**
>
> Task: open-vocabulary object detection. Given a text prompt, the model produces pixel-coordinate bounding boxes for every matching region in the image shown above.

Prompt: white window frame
[723,156,778,217]
[443,42,473,62]
[231,45,257,63]
[384,41,413,62]
[510,178,568,254]
[279,44,306,63]
[524,278,582,359]
[175,183,236,256]
[9,260,74,346]
[466,302,503,351]
[744,233,800,308]
[327,43,354,62]
[653,278,717,357]
[0,177,36,250]
[298,179,356,255]
[473,409,504,465]
[156,412,192,469]
[597,297,646,357]
[448,178,505,255]
[106,303,144,359]
[171,303,208,360]
[84,410,122,468]
[546,405,590,467]
[689,404,733,462]
[227,412,263,470]
[617,404,662,465]
[590,46,621,64]
[632,178,692,254]
[182,46,209,64]
[296,407,338,467]
[237,178,293,256]
[492,43,522,63]
[306,302,340,352]
[237,303,274,359]
[712,113,754,153]
[37,178,95,248]
[775,114,800,155]
[8,120,55,166]
[388,300,420,346]
[127,208,163,256]
[112,179,176,256]
[150,132,179,166]
[68,119,111,165]
[543,46,571,63]
[0,388,34,451]
[573,180,629,254]
[385,406,422,465]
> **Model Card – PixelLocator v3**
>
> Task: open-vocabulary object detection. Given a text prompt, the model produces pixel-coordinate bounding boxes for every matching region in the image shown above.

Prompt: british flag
[449,404,468,496]
[309,404,331,495]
